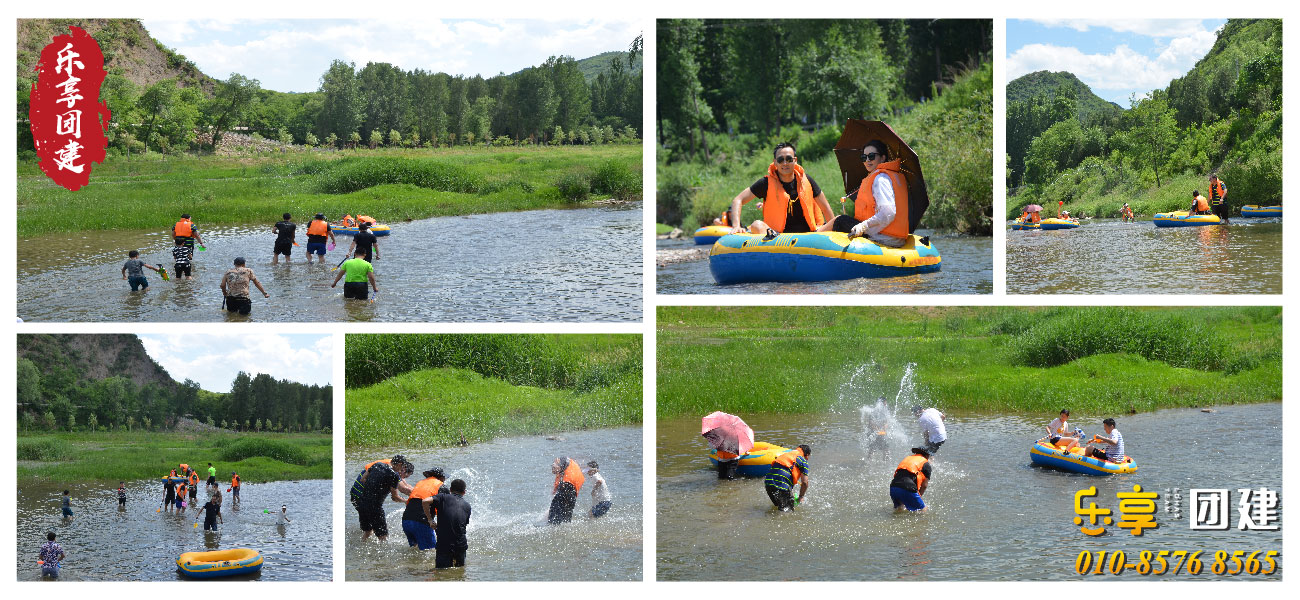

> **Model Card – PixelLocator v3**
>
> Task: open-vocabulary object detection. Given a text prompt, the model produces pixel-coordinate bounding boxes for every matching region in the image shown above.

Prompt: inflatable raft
[1029,438,1137,475]
[161,476,188,484]
[333,224,391,236]
[709,231,940,284]
[1010,219,1040,231]
[177,548,263,578]
[693,225,732,245]
[1241,205,1282,218]
[1038,218,1079,230]
[708,441,790,477]
[1153,211,1221,227]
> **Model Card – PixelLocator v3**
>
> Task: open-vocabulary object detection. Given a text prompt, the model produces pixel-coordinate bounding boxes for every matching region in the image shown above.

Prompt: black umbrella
[833,119,930,233]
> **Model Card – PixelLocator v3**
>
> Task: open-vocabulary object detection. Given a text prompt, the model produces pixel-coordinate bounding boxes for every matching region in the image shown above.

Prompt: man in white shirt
[1085,418,1126,463]
[586,460,613,518]
[913,406,947,454]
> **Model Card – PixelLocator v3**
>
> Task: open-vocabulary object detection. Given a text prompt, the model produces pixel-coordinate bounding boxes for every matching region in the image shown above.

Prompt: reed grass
[656,306,1281,417]
[346,367,642,448]
[16,431,331,483]
[17,146,641,237]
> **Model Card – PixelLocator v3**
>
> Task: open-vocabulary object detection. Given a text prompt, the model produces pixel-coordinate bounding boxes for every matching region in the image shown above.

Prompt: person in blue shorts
[60,490,73,518]
[304,213,336,263]
[402,468,445,550]
[890,448,932,512]
[121,250,162,291]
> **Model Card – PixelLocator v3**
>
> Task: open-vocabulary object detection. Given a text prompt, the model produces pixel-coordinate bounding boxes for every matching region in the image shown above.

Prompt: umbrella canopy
[833,119,930,233]
[701,411,754,456]
[1024,204,1043,212]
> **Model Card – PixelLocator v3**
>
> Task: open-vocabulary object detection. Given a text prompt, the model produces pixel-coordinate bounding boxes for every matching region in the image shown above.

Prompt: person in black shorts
[726,142,836,238]
[431,479,472,568]
[272,213,297,264]
[116,482,127,508]
[171,239,194,279]
[347,222,380,263]
[1208,173,1230,224]
[353,456,413,541]
[163,478,176,513]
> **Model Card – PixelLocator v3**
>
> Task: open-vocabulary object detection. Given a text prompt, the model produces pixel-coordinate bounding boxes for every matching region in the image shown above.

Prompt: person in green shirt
[330,249,379,300]
[206,462,217,487]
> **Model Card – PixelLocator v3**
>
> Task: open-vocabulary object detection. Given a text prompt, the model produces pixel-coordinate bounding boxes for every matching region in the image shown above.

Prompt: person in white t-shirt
[586,461,612,518]
[1045,409,1080,450]
[1085,418,1126,463]
[912,406,947,454]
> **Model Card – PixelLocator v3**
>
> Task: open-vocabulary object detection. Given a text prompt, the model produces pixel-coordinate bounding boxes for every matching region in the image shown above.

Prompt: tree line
[1007,19,1281,205]
[19,35,642,156]
[657,19,991,163]
[17,361,333,434]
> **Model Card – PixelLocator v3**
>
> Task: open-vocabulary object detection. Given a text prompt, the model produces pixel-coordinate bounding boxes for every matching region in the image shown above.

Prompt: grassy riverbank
[657,306,1280,417]
[17,145,641,237]
[16,431,332,483]
[346,367,642,448]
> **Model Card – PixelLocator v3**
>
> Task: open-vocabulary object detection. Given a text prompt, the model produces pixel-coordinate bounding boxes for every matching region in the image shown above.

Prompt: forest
[1006,19,1281,217]
[16,19,642,156]
[16,340,333,434]
[656,19,993,235]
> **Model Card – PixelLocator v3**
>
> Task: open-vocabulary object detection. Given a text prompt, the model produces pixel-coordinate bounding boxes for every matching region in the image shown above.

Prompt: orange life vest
[716,450,739,460]
[169,469,177,477]
[189,472,198,486]
[718,211,730,227]
[307,219,330,236]
[896,454,929,492]
[174,220,193,238]
[771,448,807,485]
[1209,180,1226,205]
[855,161,910,239]
[1194,194,1210,212]
[231,475,240,488]
[357,215,377,224]
[342,215,356,227]
[176,483,187,497]
[179,463,189,473]
[409,477,443,502]
[553,459,586,494]
[748,163,823,233]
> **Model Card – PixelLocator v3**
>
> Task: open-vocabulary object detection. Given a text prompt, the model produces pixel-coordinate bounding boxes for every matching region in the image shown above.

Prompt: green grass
[659,61,992,235]
[16,431,331,483]
[656,306,1281,417]
[345,334,642,391]
[17,145,641,237]
[346,367,642,448]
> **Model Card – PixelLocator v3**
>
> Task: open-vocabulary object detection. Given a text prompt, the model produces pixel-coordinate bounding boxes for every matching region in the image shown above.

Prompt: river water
[656,232,992,294]
[16,479,332,581]
[1006,218,1282,294]
[657,404,1282,581]
[345,426,642,581]
[17,203,642,322]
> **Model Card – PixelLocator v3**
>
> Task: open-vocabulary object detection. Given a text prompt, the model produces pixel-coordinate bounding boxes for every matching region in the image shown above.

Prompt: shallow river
[17,203,642,322]
[345,426,642,581]
[656,232,992,294]
[657,404,1282,581]
[16,479,332,581]
[1006,218,1282,294]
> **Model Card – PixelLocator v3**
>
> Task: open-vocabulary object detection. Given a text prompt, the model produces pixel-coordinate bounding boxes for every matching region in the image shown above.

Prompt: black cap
[911,448,931,458]
[315,213,325,219]
[233,257,246,266]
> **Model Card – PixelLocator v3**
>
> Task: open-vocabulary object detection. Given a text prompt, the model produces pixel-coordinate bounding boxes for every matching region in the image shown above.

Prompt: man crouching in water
[764,444,811,511]
[548,457,586,524]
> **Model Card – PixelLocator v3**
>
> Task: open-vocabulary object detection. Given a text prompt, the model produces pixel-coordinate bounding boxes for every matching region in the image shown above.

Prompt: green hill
[575,50,643,82]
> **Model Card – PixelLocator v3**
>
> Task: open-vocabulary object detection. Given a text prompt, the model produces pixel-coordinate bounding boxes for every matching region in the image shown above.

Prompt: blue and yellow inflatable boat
[333,224,391,236]
[1241,205,1282,218]
[708,441,790,477]
[1010,219,1040,231]
[1038,218,1079,230]
[693,225,732,245]
[177,548,263,578]
[161,476,188,484]
[1153,211,1221,227]
[709,231,940,284]
[1029,438,1137,475]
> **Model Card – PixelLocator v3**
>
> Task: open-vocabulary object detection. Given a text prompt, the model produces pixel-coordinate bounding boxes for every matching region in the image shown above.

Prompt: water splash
[856,362,922,463]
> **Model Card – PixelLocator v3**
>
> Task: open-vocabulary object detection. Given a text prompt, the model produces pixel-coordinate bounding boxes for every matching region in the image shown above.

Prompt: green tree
[348,131,362,148]
[88,413,98,433]
[136,79,179,153]
[317,60,365,141]
[127,415,135,431]
[656,19,713,160]
[21,412,35,433]
[305,132,319,147]
[66,412,76,432]
[325,132,339,149]
[43,411,56,431]
[205,73,261,151]
[17,358,41,409]
[277,128,293,145]
[388,129,402,146]
[142,416,152,431]
[1125,91,1179,187]
[368,129,384,149]
[255,418,262,432]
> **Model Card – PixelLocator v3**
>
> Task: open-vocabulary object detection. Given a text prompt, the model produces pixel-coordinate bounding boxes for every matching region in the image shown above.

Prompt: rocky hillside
[17,334,176,392]
[17,19,214,95]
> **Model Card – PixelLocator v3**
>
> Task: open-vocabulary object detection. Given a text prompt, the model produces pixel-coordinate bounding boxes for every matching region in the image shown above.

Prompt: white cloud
[139,334,332,392]
[1026,19,1208,38]
[1007,29,1217,99]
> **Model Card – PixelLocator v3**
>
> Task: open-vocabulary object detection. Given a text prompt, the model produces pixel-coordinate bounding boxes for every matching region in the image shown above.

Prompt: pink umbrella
[701,411,755,456]
[1024,204,1043,212]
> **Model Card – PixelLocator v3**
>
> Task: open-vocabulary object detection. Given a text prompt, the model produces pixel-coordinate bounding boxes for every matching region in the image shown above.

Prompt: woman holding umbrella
[702,411,754,480]
[818,139,909,247]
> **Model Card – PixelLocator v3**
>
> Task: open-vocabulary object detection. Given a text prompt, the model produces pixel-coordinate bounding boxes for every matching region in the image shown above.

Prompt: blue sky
[1007,19,1227,106]
[138,334,332,392]
[140,19,641,93]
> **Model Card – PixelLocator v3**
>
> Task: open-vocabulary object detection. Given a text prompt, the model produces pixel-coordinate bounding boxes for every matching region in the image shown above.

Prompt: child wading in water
[116,482,127,508]
[121,250,161,291]
[60,490,73,519]
[39,532,65,578]
[587,461,613,518]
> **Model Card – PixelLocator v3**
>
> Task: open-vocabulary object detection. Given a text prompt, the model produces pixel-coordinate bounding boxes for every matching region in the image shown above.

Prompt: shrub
[313,157,483,194]
[1009,307,1227,370]
[18,438,71,461]
[555,172,590,201]
[590,160,642,201]
[219,438,310,465]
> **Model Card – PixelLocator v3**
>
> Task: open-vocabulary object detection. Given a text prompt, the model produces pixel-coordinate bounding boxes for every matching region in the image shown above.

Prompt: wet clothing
[589,472,612,517]
[274,221,297,241]
[307,242,327,255]
[591,500,612,518]
[764,450,809,510]
[353,461,402,536]
[306,220,331,244]
[353,231,378,262]
[403,478,443,525]
[716,458,738,479]
[917,408,947,451]
[403,520,436,550]
[207,466,217,485]
[40,540,64,577]
[341,258,374,283]
[202,500,219,530]
[172,245,193,276]
[117,486,127,506]
[222,267,256,298]
[430,493,471,568]
[123,259,148,290]
[164,480,176,505]
[224,296,251,315]
[128,276,149,291]
[548,482,579,524]
[890,457,932,494]
[890,486,926,511]
[343,282,369,300]
[61,496,72,517]
[748,174,822,234]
